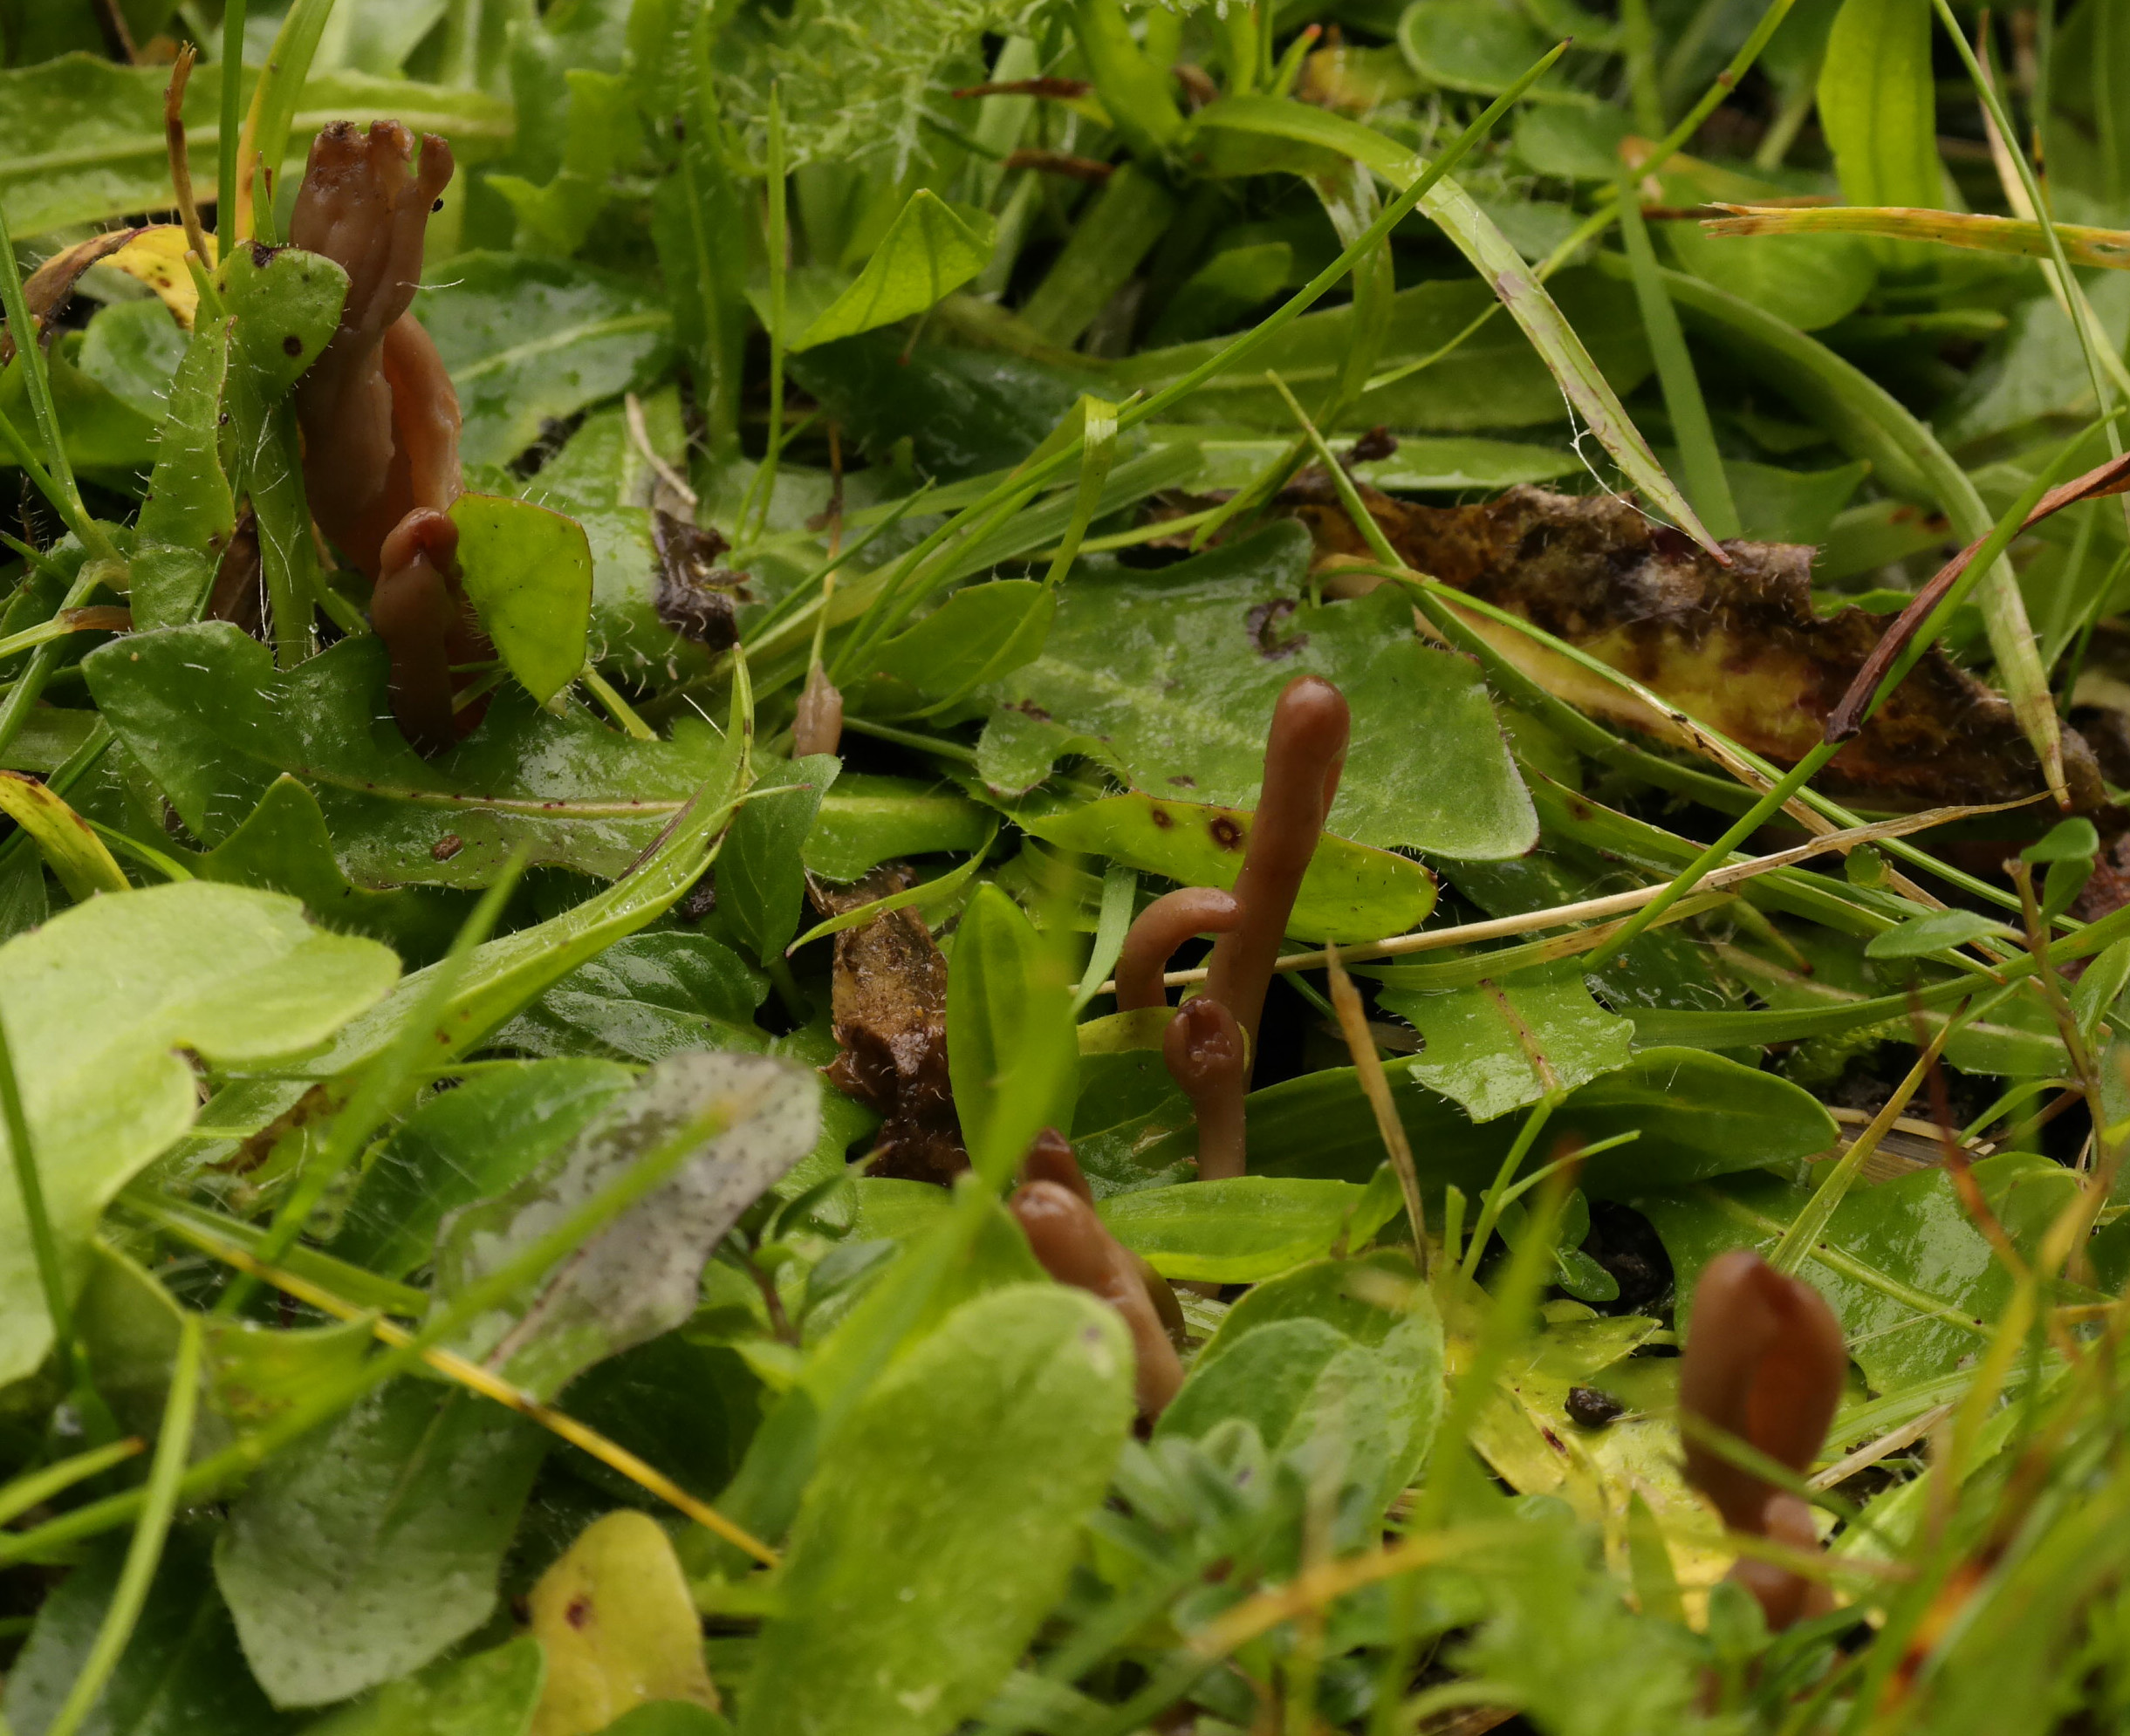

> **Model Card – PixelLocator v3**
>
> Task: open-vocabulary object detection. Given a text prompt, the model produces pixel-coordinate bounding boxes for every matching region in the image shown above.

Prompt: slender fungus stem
[1204,675,1349,1055]
[1680,1248,1849,1630]
[1163,997,1249,1182]
[1010,1129,1185,1417]
[1114,887,1241,1012]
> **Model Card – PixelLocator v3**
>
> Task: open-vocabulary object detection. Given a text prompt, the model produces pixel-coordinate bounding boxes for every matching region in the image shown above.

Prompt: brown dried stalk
[1010,1130,1184,1416]
[1680,1248,1848,1630]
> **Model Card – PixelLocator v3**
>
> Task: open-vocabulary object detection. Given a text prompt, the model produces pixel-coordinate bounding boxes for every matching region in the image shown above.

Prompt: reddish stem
[1162,996,1249,1181]
[1204,674,1349,1058]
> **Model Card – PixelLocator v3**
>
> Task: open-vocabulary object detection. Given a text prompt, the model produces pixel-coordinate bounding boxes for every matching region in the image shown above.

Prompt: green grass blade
[44,1312,202,1736]
[216,0,247,236]
[234,0,339,243]
[1616,180,1741,541]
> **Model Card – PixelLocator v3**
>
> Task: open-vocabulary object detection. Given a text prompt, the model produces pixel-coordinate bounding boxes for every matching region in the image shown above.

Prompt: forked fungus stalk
[1009,1129,1185,1418]
[1114,887,1240,1013]
[1680,1248,1848,1630]
[1140,676,1348,1182]
[291,120,484,753]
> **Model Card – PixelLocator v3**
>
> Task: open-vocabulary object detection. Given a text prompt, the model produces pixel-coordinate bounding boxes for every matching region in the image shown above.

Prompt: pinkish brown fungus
[1009,1129,1184,1418]
[1204,674,1349,1051]
[1114,886,1241,1013]
[1680,1248,1848,1630]
[291,120,488,753]
[1162,997,1249,1182]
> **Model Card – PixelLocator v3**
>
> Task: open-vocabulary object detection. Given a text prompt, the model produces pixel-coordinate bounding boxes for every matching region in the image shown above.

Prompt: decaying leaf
[1281,477,2106,812]
[652,509,749,651]
[816,866,968,1184]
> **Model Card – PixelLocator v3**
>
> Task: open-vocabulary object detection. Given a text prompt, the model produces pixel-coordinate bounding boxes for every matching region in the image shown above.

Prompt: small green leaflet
[449,493,595,707]
[791,190,997,351]
[1376,964,1635,1122]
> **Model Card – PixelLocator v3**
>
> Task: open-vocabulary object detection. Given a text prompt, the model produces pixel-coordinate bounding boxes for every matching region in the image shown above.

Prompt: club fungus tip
[1010,1135,1184,1417]
[1679,1248,1846,1629]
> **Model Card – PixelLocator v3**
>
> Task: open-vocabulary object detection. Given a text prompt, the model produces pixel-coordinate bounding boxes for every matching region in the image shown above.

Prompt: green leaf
[801,774,994,884]
[0,57,513,239]
[1157,1304,1442,1519]
[181,775,465,958]
[0,882,398,1388]
[1146,243,1293,346]
[1184,95,1715,556]
[1011,788,1437,944]
[1818,0,1943,223]
[739,1284,1134,1736]
[2024,817,2100,864]
[494,933,769,1064]
[1863,908,2006,959]
[1377,963,1636,1122]
[721,756,841,968]
[416,253,675,468]
[214,1384,546,1708]
[1398,0,1562,96]
[434,1050,819,1399]
[1639,1152,2082,1391]
[489,67,638,257]
[947,885,1079,1186]
[333,1059,635,1281]
[853,579,1052,719]
[792,191,997,352]
[86,624,735,887]
[449,494,595,708]
[298,1637,545,1736]
[3,1528,287,1736]
[986,526,1537,859]
[134,313,236,614]
[1099,1175,1404,1281]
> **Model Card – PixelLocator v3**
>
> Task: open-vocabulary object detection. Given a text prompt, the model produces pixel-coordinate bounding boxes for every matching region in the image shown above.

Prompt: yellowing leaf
[0,771,127,900]
[449,494,595,708]
[791,190,996,352]
[106,226,216,329]
[530,1511,719,1736]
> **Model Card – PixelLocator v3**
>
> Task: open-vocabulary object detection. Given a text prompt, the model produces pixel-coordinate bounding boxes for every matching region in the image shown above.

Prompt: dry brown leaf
[1277,477,2106,812]
[814,865,968,1184]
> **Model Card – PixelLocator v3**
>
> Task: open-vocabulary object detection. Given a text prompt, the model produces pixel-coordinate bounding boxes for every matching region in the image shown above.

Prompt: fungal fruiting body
[1203,673,1349,1050]
[1679,1248,1848,1630]
[1009,1129,1184,1417]
[1137,675,1350,1181]
[291,120,487,752]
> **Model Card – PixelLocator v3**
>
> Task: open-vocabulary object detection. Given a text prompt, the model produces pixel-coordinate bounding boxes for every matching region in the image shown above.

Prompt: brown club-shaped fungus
[291,120,485,752]
[1204,674,1349,1050]
[1145,677,1348,1182]
[1679,1248,1848,1630]
[1010,1129,1184,1418]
